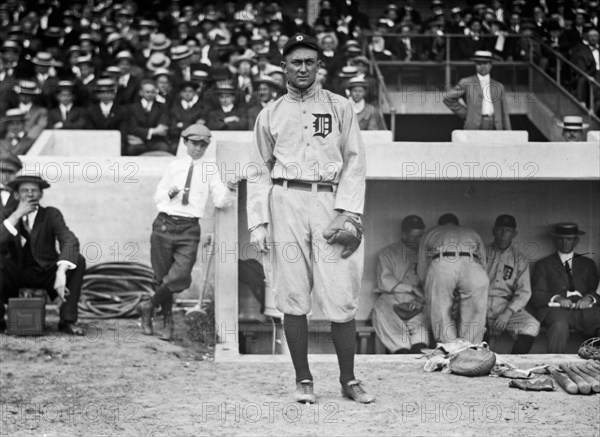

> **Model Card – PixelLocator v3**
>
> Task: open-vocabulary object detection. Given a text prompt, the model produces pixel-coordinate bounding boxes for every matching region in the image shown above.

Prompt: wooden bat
[560,363,591,394]
[571,364,600,393]
[548,365,578,395]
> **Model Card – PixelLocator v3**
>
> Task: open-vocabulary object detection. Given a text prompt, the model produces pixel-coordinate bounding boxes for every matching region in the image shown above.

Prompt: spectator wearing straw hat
[351,55,378,104]
[530,223,600,353]
[0,109,35,155]
[0,57,18,116]
[12,80,48,142]
[115,50,141,105]
[152,68,177,108]
[169,81,207,144]
[246,75,278,129]
[557,115,589,141]
[206,83,247,130]
[346,77,379,130]
[233,55,258,103]
[443,50,511,130]
[126,78,171,155]
[83,79,129,153]
[47,81,86,130]
[31,52,60,108]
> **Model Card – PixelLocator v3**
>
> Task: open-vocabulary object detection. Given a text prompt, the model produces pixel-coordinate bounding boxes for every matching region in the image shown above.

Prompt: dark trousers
[479,116,495,130]
[150,213,200,294]
[0,255,86,323]
[543,307,600,353]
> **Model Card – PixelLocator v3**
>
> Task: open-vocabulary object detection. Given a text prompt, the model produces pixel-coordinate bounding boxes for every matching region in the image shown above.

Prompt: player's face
[555,236,578,254]
[282,47,320,90]
[185,138,209,160]
[402,229,424,250]
[492,226,517,250]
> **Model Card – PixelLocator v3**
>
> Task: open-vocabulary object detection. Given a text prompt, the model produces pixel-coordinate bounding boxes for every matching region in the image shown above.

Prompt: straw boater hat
[115,50,134,61]
[471,50,495,62]
[214,83,237,94]
[75,54,93,65]
[106,32,124,45]
[15,80,41,95]
[94,78,117,92]
[346,77,367,89]
[557,115,589,130]
[233,55,257,67]
[254,75,277,87]
[170,45,193,60]
[146,52,171,71]
[57,80,75,90]
[152,68,172,79]
[1,40,22,53]
[149,33,172,51]
[3,108,27,122]
[31,52,54,67]
[338,66,359,78]
[549,222,585,236]
[191,70,210,82]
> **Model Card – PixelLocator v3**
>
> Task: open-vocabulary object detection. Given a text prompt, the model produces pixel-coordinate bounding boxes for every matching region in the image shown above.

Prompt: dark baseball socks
[284,314,313,382]
[331,319,357,385]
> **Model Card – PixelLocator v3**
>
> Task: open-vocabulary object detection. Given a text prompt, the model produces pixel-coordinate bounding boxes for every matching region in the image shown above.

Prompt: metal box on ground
[7,298,46,336]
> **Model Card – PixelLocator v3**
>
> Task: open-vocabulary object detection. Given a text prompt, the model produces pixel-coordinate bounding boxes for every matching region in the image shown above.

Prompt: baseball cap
[182,124,211,142]
[282,33,320,57]
[401,215,426,232]
[494,214,517,229]
[438,213,459,226]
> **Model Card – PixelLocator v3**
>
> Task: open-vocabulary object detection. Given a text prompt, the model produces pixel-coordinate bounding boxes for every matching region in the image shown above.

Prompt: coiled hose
[78,262,157,319]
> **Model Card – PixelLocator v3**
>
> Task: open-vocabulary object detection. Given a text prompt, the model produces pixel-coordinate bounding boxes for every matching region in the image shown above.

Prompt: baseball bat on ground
[548,365,578,394]
[571,364,600,393]
[560,363,591,394]
[583,362,600,380]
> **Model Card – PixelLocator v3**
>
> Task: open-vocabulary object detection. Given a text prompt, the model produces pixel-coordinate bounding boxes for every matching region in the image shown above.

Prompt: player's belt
[432,251,480,260]
[157,212,198,222]
[272,179,335,192]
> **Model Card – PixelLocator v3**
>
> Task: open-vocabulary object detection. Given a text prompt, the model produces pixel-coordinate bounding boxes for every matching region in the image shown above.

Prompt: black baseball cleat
[294,380,316,404]
[0,319,6,333]
[341,380,375,404]
[138,300,154,335]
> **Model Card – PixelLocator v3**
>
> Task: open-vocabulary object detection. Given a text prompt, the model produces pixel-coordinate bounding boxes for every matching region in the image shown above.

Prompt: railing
[364,32,600,126]
[368,52,396,135]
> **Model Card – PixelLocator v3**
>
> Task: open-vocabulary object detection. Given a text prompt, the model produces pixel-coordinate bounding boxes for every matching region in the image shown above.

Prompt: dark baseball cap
[494,214,517,229]
[282,33,320,57]
[438,213,459,226]
[401,215,425,232]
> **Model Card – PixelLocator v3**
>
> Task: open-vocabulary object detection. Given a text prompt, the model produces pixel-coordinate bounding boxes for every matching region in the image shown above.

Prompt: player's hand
[53,122,64,129]
[168,186,180,198]
[574,295,594,309]
[556,297,573,309]
[54,267,69,300]
[492,309,512,333]
[250,224,269,253]
[153,124,168,136]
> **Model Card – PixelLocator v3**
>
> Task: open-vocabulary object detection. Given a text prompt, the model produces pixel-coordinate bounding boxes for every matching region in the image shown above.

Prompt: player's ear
[280,59,287,73]
[512,229,518,238]
[317,59,322,69]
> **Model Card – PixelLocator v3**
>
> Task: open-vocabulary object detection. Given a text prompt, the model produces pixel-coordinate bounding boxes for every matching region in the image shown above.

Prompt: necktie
[564,260,575,291]
[23,215,32,233]
[181,162,194,205]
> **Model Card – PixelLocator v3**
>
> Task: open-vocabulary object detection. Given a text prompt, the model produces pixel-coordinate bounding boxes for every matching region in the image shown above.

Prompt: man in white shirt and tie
[443,50,512,130]
[139,124,238,340]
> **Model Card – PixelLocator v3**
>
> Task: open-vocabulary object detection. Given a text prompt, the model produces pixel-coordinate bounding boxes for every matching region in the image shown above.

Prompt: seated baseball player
[530,222,600,353]
[371,215,430,354]
[485,214,540,354]
[0,175,86,335]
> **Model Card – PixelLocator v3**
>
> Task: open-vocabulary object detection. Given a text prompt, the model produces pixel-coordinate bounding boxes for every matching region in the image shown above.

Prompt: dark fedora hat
[8,175,50,191]
[549,222,585,236]
[494,214,517,229]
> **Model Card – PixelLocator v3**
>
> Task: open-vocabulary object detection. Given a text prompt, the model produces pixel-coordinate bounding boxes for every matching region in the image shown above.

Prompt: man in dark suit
[206,84,248,131]
[530,223,600,353]
[571,28,600,106]
[0,57,18,116]
[83,79,129,154]
[1,175,86,336]
[0,109,36,156]
[0,151,25,332]
[47,81,86,130]
[126,79,171,155]
[443,50,512,130]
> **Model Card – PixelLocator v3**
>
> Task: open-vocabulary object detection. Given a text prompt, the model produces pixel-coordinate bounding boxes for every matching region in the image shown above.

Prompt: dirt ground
[1,311,598,437]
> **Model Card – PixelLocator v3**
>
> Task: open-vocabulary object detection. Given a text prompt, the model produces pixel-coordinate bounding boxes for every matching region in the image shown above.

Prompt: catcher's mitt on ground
[449,345,497,377]
[578,337,600,360]
[322,214,364,258]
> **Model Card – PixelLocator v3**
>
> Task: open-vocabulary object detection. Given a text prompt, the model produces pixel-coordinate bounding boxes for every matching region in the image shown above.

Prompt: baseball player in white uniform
[247,33,374,404]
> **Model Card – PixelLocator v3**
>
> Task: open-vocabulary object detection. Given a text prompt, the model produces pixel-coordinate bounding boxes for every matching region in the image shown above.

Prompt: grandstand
[1,0,599,358]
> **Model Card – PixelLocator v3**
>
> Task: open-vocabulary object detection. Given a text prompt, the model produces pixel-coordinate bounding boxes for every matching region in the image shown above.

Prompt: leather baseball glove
[322,214,364,258]
[449,346,497,377]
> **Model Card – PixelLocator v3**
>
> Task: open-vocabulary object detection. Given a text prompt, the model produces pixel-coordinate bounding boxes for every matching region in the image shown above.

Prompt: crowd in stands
[0,0,598,156]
